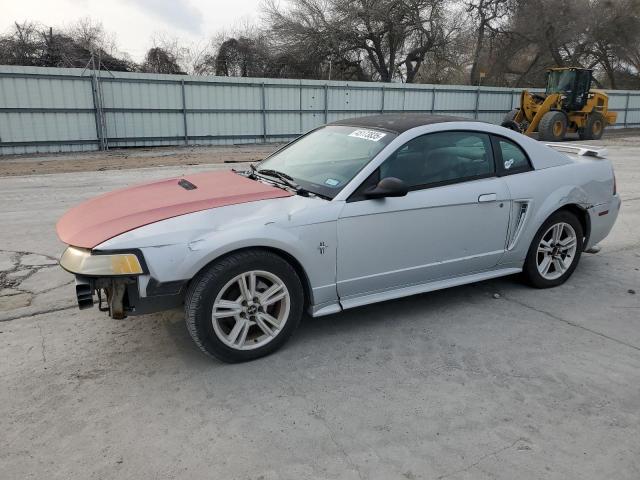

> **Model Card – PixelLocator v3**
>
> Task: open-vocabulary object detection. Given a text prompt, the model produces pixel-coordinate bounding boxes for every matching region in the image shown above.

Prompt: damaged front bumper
[62,246,185,319]
[73,274,186,319]
[75,276,134,319]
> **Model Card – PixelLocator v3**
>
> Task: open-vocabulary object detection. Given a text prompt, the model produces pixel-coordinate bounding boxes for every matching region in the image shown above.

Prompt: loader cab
[545,68,592,111]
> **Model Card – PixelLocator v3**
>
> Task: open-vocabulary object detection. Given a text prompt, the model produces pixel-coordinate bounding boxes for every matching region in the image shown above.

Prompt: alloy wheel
[211,270,291,350]
[536,222,578,280]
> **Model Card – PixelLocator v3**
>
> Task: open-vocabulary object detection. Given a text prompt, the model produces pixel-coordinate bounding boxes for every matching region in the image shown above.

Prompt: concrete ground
[0,138,639,479]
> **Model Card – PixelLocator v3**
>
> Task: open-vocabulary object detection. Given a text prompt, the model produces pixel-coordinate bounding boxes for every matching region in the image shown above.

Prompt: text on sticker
[348,129,387,142]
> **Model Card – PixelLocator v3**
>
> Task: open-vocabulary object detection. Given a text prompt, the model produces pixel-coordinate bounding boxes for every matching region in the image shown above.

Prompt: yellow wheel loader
[501,67,617,141]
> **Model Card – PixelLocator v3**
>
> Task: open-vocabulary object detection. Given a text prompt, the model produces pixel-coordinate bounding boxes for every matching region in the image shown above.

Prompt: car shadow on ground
[295,275,523,339]
[156,273,528,367]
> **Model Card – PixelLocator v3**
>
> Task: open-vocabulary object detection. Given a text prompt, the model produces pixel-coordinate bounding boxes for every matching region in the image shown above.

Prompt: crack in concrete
[37,322,46,363]
[437,438,525,480]
[1,249,60,295]
[271,372,365,480]
[314,409,364,480]
[0,305,77,323]
[503,295,640,353]
[1,249,75,319]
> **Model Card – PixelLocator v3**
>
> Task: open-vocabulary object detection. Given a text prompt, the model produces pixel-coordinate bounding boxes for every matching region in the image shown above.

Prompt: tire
[578,112,605,140]
[538,110,567,141]
[503,109,519,124]
[501,120,521,132]
[523,210,584,288]
[501,109,521,132]
[184,249,304,362]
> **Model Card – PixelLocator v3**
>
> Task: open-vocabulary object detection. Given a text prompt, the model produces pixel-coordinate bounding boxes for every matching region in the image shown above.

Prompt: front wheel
[523,211,584,288]
[185,250,304,362]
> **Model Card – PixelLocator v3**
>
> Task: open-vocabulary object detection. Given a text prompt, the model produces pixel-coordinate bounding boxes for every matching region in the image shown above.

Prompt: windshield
[257,125,396,198]
[546,70,575,94]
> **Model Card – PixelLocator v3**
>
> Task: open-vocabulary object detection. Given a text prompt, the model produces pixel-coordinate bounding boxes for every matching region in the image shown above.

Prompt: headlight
[60,246,144,276]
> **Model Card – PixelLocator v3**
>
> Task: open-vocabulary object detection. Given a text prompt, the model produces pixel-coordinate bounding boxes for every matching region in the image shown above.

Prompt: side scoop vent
[508,200,530,250]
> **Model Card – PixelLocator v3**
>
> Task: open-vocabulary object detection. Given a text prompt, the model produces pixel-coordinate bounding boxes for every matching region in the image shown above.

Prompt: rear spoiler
[545,143,608,159]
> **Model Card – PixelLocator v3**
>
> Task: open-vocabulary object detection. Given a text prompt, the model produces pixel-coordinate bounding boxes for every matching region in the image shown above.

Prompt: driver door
[336,131,511,300]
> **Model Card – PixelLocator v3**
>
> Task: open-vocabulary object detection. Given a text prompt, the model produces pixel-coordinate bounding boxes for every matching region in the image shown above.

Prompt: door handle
[478,193,497,203]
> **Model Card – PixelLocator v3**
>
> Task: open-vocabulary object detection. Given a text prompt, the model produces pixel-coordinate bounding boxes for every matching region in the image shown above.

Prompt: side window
[380,131,494,189]
[494,137,531,174]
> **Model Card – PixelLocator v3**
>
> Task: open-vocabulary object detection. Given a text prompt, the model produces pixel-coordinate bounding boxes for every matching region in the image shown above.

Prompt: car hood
[56,170,292,249]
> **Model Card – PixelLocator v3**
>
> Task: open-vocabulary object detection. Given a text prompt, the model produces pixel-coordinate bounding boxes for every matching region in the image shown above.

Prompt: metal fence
[1,65,639,156]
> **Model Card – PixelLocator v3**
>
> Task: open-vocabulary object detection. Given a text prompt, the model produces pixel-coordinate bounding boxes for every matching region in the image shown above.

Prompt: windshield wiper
[254,168,310,196]
[258,168,295,183]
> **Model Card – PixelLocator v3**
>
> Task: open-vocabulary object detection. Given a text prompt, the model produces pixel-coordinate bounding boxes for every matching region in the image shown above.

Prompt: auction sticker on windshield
[348,129,387,142]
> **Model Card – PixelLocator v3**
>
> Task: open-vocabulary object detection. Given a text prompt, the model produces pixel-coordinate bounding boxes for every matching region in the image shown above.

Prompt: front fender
[97,197,341,307]
[142,221,337,307]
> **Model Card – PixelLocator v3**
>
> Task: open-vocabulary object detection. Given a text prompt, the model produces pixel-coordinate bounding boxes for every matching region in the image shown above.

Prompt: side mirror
[364,177,409,199]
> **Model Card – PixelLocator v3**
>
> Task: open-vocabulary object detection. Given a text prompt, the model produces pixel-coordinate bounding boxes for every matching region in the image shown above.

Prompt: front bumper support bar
[74,276,132,319]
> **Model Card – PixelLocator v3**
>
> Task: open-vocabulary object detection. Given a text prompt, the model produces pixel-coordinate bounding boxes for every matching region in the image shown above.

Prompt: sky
[2,0,264,60]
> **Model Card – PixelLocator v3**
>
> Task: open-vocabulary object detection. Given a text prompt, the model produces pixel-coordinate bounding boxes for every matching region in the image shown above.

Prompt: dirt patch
[2,129,639,178]
[0,143,282,177]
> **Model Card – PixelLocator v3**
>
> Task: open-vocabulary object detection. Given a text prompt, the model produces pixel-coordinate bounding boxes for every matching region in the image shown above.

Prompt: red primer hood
[56,170,292,249]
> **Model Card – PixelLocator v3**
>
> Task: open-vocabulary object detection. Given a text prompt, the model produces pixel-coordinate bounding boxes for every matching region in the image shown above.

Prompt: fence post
[181,79,188,145]
[299,83,303,134]
[624,92,631,128]
[474,87,480,119]
[430,87,436,114]
[324,84,329,123]
[261,82,267,143]
[380,85,385,113]
[90,75,104,151]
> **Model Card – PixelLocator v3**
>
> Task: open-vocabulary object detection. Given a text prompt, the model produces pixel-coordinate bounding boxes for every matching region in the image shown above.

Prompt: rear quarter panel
[500,158,616,267]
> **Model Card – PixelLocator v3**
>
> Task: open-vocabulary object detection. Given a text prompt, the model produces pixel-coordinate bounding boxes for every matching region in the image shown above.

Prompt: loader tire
[500,109,522,132]
[579,112,605,140]
[503,109,519,123]
[538,111,567,142]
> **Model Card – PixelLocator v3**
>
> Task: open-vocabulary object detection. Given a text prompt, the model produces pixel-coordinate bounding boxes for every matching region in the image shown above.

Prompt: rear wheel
[503,109,519,123]
[538,110,567,141]
[523,211,584,288]
[501,109,521,132]
[185,250,304,362]
[579,112,605,140]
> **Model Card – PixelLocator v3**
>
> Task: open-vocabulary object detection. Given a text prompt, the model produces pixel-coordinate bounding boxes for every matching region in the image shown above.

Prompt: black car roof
[329,113,478,134]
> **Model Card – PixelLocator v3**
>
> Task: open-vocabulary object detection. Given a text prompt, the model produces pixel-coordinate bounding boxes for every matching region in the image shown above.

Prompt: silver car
[57,114,620,362]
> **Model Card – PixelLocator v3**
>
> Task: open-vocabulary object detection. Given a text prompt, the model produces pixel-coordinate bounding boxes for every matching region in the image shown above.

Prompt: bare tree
[213,36,269,77]
[1,2,639,86]
[67,18,118,56]
[141,47,184,74]
[0,22,44,66]
[465,0,514,85]
[264,0,460,82]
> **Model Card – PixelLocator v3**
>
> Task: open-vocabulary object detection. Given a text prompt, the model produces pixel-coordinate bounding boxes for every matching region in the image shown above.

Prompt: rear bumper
[585,195,621,250]
[73,275,185,319]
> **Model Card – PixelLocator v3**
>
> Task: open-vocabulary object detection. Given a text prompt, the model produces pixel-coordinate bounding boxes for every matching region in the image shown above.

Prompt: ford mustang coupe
[57,114,620,362]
